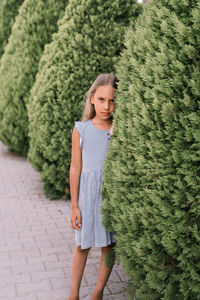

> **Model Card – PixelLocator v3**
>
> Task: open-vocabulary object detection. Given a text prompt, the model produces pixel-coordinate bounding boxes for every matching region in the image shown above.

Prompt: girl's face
[91,85,115,121]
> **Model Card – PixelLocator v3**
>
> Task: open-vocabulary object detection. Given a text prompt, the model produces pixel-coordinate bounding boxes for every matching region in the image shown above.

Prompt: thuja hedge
[0,0,68,155]
[102,0,200,299]
[0,0,24,58]
[27,0,142,199]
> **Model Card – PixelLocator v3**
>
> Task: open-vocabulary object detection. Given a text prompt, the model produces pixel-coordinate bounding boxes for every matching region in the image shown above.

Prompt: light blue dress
[74,119,116,249]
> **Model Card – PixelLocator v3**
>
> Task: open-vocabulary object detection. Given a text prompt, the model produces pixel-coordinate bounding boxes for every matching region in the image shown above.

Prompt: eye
[98,98,104,102]
[110,99,115,103]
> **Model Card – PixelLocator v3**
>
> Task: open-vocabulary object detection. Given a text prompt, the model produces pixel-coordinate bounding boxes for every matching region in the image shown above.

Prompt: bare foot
[91,289,103,300]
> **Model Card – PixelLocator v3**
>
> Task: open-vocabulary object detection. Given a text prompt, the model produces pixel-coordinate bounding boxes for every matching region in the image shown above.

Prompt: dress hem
[75,241,116,250]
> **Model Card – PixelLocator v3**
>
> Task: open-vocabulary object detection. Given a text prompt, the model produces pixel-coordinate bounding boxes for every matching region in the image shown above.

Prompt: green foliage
[27,0,142,198]
[0,0,68,155]
[104,247,115,268]
[101,0,200,298]
[0,0,24,58]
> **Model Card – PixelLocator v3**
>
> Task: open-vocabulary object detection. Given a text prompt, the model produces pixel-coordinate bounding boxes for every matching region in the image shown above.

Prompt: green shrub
[0,0,24,58]
[27,0,142,199]
[102,0,200,299]
[0,0,68,155]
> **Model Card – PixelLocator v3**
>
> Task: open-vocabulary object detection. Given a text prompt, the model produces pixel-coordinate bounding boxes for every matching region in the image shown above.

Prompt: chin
[102,115,111,120]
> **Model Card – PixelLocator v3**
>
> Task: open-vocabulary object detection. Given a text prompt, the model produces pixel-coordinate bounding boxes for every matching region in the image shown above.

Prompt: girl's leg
[68,246,90,300]
[91,243,115,300]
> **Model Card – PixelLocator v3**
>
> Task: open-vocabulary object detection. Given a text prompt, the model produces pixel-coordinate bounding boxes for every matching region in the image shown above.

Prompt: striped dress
[74,119,115,249]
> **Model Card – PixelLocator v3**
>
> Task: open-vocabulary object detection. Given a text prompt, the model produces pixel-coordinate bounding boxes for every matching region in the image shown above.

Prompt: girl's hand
[109,123,114,136]
[71,207,82,230]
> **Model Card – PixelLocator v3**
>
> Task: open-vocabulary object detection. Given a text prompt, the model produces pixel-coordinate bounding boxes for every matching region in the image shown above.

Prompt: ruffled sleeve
[75,121,83,149]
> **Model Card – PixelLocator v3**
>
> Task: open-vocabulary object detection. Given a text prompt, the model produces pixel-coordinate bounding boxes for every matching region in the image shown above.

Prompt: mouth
[102,112,110,116]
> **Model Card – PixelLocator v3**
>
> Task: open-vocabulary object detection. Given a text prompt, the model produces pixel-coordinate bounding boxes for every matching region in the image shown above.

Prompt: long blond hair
[81,73,118,121]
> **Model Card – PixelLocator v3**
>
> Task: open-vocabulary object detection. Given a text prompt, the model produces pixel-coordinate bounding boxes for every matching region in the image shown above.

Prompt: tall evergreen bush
[102,0,200,299]
[27,0,142,199]
[0,0,24,58]
[0,0,68,155]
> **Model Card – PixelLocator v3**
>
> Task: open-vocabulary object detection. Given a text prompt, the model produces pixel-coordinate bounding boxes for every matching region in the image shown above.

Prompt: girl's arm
[69,127,82,230]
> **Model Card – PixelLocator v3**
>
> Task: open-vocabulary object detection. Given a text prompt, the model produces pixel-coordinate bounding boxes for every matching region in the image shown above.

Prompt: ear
[91,95,94,104]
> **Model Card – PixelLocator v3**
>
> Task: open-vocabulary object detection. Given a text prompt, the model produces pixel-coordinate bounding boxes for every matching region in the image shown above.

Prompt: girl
[68,74,117,300]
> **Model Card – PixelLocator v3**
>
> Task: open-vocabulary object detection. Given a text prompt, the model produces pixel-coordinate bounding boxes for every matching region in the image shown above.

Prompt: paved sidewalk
[0,141,129,300]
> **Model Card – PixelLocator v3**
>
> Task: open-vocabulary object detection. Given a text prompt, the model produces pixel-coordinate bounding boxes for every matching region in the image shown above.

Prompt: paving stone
[27,254,58,265]
[0,257,26,269]
[0,252,10,260]
[0,272,31,288]
[0,240,7,247]
[0,267,12,276]
[0,243,23,252]
[117,268,130,282]
[45,260,72,271]
[22,240,52,250]
[108,270,121,282]
[10,249,41,260]
[40,245,69,256]
[14,294,37,300]
[31,269,65,282]
[19,231,38,239]
[57,250,73,261]
[8,236,34,246]
[13,262,46,275]
[37,287,68,300]
[34,232,63,242]
[50,277,69,290]
[16,279,52,296]
[0,286,16,297]
[51,238,71,247]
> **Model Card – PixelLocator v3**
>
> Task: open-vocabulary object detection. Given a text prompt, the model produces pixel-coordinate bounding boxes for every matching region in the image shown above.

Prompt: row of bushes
[102,0,200,299]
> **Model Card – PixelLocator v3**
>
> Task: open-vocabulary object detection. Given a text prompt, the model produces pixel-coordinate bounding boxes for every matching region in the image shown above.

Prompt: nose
[104,101,109,111]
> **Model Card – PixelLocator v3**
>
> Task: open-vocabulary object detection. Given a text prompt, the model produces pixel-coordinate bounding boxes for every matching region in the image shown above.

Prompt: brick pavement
[0,141,130,300]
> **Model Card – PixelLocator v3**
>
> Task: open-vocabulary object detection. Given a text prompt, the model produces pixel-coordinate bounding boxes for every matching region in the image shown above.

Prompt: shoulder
[75,120,90,136]
[74,120,90,150]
